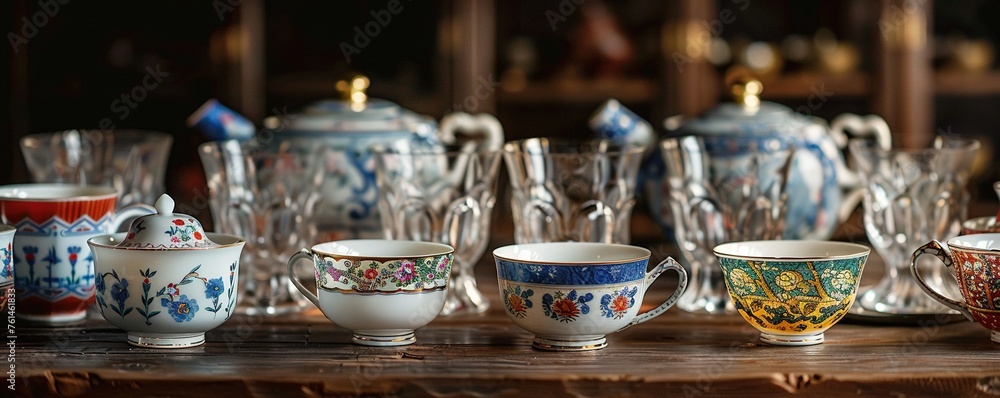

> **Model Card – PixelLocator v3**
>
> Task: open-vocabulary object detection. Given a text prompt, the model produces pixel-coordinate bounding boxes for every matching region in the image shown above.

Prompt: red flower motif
[193,231,203,240]
[127,233,136,240]
[611,295,630,313]
[364,269,378,280]
[508,294,527,314]
[143,278,150,284]
[172,219,185,226]
[552,298,580,319]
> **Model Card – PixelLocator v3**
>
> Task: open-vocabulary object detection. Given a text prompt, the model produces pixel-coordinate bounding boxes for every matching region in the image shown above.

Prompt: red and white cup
[0,184,153,323]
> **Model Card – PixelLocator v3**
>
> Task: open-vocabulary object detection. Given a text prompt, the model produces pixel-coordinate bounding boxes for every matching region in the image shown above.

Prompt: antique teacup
[911,233,1000,343]
[0,184,154,323]
[288,239,454,346]
[89,195,245,348]
[714,240,870,346]
[492,242,689,351]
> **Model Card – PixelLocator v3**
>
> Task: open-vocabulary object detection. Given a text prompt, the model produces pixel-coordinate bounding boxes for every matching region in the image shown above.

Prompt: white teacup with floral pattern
[89,194,245,348]
[288,239,454,346]
[493,242,689,351]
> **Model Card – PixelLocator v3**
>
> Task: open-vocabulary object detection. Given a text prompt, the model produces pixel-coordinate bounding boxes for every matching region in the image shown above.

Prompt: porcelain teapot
[258,75,504,241]
[647,76,891,240]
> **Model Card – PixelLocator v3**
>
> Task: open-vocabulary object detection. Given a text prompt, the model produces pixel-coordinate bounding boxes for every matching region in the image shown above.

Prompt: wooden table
[14,233,1000,397]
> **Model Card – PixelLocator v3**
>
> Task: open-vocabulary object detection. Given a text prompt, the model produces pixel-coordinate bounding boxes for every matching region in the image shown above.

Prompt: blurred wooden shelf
[716,69,1000,101]
[934,70,1000,96]
[498,77,657,105]
[757,71,870,99]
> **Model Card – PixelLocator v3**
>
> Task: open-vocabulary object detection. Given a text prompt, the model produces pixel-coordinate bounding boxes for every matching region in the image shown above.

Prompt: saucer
[843,301,966,326]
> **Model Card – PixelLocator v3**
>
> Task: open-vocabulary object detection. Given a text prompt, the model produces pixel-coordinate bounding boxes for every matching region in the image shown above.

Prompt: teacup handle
[287,248,320,308]
[110,204,156,231]
[910,240,974,321]
[619,257,689,331]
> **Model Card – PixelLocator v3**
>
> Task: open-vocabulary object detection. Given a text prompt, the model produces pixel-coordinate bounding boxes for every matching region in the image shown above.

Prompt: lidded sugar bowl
[88,194,245,348]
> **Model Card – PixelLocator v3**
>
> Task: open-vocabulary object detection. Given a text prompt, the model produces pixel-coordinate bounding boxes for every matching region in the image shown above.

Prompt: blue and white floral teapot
[259,75,504,241]
[648,76,891,240]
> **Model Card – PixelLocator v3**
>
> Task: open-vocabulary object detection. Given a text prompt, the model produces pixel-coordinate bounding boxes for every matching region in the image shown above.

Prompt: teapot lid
[262,74,431,135]
[117,194,215,249]
[678,73,813,136]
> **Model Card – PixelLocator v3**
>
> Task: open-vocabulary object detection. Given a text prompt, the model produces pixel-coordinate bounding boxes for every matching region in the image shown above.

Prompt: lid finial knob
[336,74,370,108]
[154,193,175,215]
[725,68,763,110]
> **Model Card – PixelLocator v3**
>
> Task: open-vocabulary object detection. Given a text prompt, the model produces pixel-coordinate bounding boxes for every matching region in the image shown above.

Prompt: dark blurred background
[3,0,999,232]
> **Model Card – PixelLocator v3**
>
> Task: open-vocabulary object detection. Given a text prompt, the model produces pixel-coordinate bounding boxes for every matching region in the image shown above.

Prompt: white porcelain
[0,183,154,323]
[118,194,215,249]
[89,232,245,348]
[288,239,454,346]
[493,242,688,351]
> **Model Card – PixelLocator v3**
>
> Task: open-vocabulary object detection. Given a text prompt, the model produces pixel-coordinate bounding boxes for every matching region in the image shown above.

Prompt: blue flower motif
[0,247,11,279]
[162,294,199,323]
[110,279,130,309]
[95,274,106,294]
[205,277,224,299]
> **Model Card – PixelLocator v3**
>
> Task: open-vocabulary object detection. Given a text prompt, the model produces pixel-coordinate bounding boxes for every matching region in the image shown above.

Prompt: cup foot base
[532,336,608,351]
[760,332,824,346]
[352,331,416,347]
[128,333,206,348]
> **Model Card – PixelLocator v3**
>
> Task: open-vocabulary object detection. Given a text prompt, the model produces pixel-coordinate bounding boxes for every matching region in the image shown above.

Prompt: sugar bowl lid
[117,194,215,249]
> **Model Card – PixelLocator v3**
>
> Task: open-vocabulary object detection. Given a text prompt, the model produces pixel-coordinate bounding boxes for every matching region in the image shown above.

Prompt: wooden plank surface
[14,240,1000,398]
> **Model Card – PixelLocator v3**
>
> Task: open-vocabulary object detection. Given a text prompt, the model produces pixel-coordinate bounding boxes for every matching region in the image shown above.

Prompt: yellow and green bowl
[714,240,870,346]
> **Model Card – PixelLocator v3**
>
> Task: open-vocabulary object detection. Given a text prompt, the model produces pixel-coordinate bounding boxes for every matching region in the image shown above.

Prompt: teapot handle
[829,114,892,151]
[439,112,505,151]
[829,113,892,221]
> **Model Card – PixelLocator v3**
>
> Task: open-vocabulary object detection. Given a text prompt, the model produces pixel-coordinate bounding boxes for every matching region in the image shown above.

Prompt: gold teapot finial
[336,74,370,107]
[725,68,762,110]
